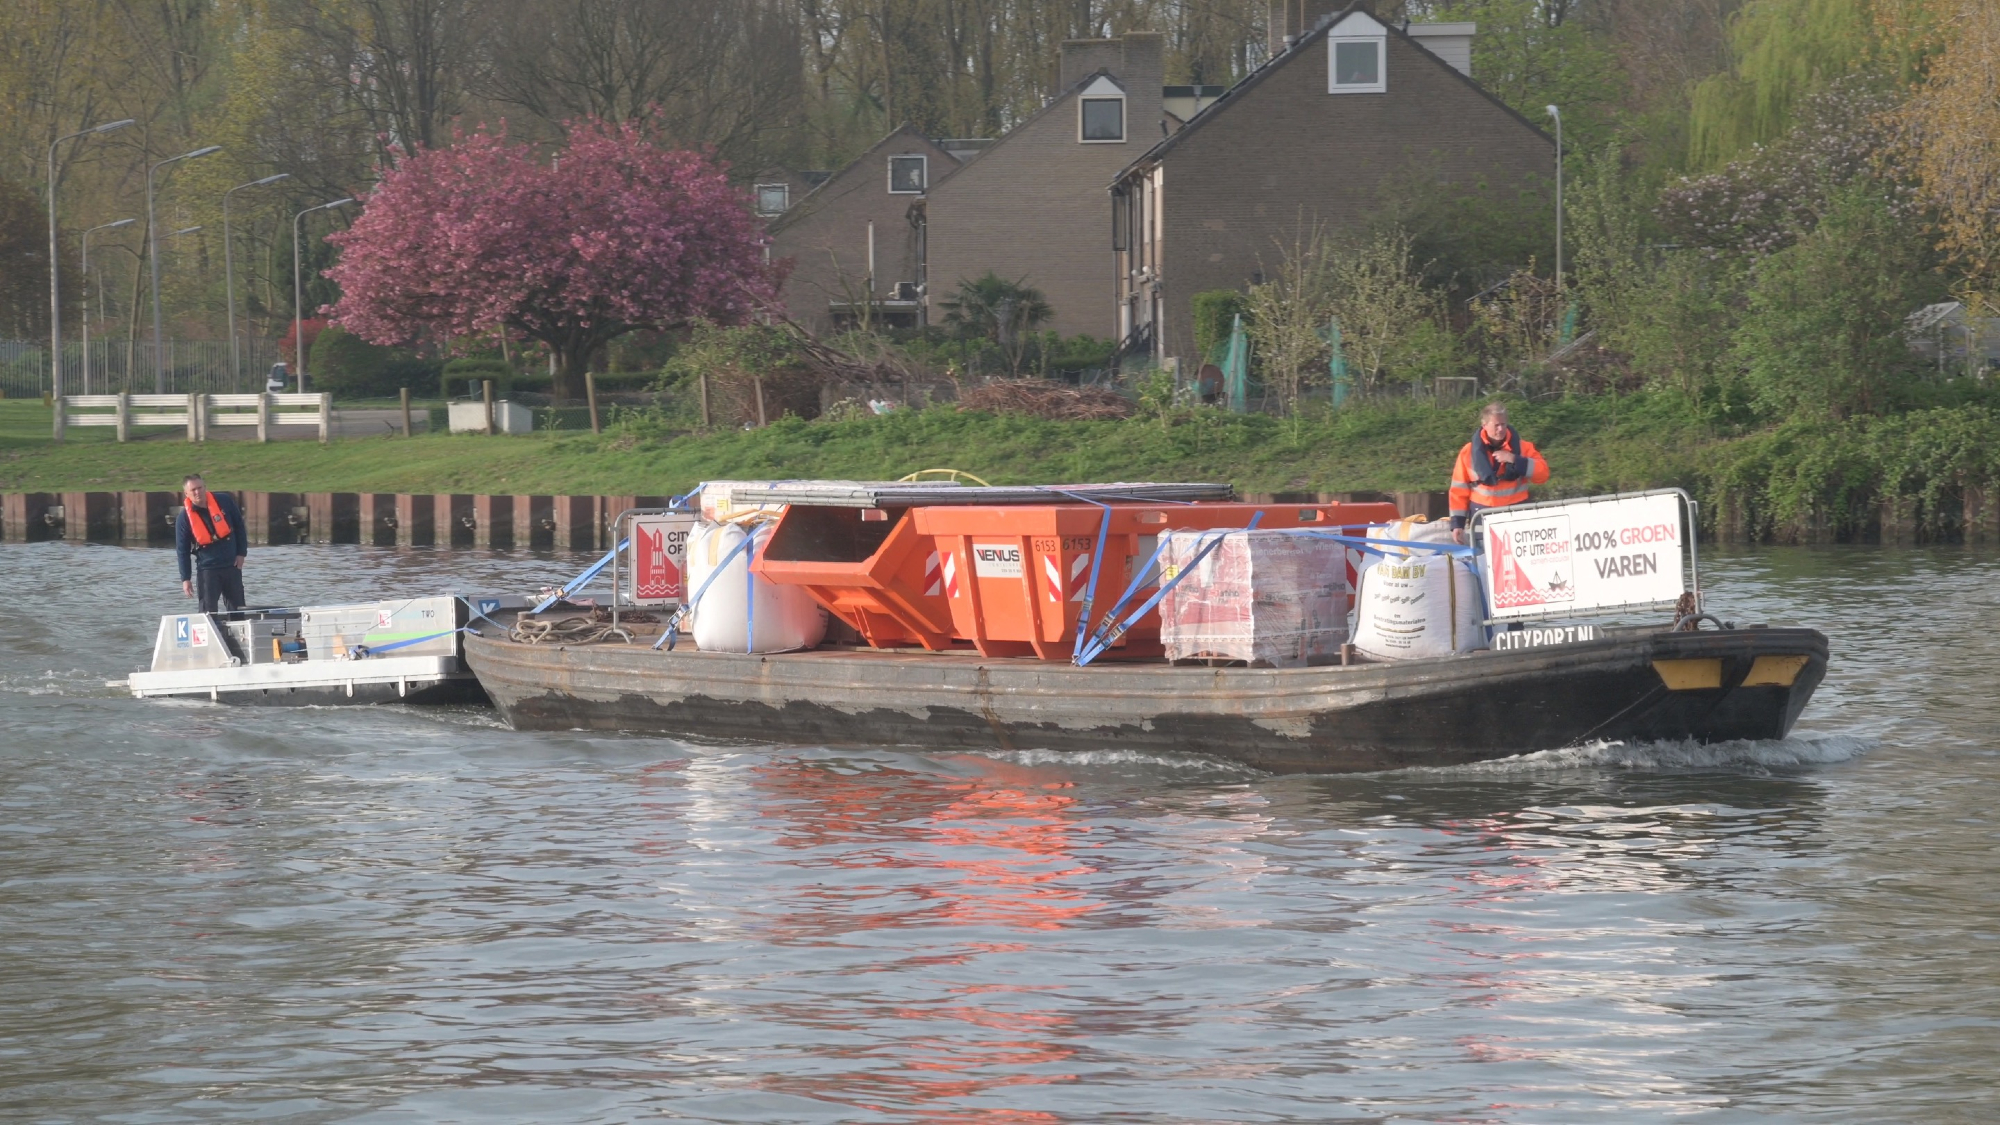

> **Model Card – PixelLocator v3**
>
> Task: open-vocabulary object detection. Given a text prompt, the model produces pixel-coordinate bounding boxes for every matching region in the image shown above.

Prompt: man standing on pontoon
[1449,402,1550,545]
[174,473,249,612]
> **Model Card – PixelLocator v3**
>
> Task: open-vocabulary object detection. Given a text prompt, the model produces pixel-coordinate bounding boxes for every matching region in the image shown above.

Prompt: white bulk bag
[1351,517,1486,661]
[687,520,829,653]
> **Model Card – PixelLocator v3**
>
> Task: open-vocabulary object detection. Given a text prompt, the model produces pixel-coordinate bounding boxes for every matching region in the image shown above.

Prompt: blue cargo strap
[656,528,761,651]
[348,628,469,658]
[532,538,631,614]
[1076,511,1265,667]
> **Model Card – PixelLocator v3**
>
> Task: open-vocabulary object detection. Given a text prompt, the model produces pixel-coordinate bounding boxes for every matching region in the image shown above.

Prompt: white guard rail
[54,392,332,443]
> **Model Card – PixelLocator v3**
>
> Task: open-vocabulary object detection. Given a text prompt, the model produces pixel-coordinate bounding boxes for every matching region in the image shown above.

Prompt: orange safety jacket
[183,492,234,546]
[1448,429,1550,528]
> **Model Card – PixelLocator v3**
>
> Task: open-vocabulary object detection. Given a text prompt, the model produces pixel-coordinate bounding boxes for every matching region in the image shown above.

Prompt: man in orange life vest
[1449,402,1550,545]
[175,473,248,612]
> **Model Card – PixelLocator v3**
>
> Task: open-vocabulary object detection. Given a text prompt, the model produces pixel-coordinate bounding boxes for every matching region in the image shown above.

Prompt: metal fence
[0,338,285,399]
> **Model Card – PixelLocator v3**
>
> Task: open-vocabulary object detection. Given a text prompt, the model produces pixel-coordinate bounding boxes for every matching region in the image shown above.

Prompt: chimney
[1059,39,1124,93]
[1408,23,1477,78]
[1266,0,1354,58]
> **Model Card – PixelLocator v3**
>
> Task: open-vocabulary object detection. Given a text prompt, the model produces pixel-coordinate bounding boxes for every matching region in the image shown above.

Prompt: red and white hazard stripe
[923,550,944,597]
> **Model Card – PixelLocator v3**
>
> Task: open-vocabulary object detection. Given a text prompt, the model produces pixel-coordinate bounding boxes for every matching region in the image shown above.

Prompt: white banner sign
[1479,493,1686,620]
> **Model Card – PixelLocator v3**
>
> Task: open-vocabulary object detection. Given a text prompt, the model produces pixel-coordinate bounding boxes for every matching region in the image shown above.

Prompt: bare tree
[481,0,808,169]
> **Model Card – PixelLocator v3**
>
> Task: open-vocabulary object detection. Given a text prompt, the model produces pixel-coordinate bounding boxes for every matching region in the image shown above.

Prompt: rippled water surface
[1,542,1995,1123]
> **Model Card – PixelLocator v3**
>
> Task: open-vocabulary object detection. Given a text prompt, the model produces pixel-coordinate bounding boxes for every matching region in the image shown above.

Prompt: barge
[463,623,1827,774]
[460,483,1830,774]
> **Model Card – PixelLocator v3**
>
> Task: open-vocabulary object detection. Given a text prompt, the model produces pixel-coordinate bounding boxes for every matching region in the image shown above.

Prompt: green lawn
[0,394,1719,498]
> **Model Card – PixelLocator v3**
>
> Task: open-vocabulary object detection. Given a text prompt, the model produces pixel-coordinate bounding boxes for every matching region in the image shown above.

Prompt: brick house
[767,125,963,336]
[924,32,1166,341]
[1111,2,1553,363]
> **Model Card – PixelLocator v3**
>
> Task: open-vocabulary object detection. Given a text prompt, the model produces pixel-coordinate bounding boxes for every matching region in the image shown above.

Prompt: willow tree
[1688,0,1880,167]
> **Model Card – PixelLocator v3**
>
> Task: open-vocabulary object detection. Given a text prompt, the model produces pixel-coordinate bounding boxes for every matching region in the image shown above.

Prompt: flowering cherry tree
[327,120,778,401]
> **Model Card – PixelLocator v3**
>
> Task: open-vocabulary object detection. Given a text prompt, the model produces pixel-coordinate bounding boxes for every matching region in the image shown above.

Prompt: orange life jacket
[1448,431,1550,519]
[184,492,233,547]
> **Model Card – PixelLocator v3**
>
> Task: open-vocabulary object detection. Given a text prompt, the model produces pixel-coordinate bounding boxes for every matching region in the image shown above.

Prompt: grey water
[0,542,1994,1123]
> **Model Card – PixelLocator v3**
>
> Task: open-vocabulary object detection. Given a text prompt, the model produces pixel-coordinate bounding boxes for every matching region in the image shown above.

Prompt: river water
[0,542,1994,1122]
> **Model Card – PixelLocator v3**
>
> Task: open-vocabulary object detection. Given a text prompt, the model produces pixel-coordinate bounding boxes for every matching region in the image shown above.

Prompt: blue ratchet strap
[1037,488,1117,664]
[743,526,758,653]
[349,628,467,658]
[1076,511,1264,667]
[532,538,631,614]
[655,528,761,651]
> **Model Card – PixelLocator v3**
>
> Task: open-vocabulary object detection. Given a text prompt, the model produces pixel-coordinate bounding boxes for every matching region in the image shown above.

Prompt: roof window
[1328,12,1388,94]
[755,183,789,215]
[888,155,927,194]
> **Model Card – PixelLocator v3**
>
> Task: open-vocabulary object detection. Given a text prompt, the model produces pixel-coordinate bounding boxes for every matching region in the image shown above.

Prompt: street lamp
[80,218,137,395]
[1545,104,1563,297]
[223,173,290,390]
[47,118,135,399]
[292,197,354,394]
[147,144,222,392]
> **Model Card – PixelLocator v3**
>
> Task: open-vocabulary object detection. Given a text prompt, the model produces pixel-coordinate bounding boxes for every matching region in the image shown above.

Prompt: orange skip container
[912,502,1400,659]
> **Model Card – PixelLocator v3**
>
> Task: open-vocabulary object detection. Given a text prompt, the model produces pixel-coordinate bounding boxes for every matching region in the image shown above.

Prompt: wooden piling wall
[3,488,1477,548]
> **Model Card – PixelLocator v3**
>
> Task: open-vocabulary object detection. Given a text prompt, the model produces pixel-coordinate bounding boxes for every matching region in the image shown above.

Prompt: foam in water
[1410,732,1875,776]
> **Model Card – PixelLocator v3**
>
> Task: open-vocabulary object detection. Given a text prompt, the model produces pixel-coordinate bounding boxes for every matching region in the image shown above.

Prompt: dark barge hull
[463,627,1828,774]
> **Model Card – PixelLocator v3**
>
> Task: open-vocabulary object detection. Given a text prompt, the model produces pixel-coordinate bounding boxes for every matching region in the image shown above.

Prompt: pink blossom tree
[326,120,778,402]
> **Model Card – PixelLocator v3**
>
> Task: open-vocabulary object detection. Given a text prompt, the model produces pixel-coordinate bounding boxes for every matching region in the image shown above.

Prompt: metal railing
[0,338,285,399]
[54,392,331,443]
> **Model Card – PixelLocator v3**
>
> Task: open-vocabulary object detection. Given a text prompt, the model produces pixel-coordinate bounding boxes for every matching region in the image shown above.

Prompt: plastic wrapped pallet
[1158,529,1349,668]
[1350,517,1485,661]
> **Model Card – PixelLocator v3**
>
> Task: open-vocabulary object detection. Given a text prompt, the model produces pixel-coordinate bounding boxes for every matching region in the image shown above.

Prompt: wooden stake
[699,371,711,428]
[585,371,601,434]
[482,379,495,435]
[400,386,412,437]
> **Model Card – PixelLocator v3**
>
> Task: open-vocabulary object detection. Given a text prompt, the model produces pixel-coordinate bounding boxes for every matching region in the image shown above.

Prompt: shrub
[1191,290,1248,360]
[441,357,512,399]
[311,325,434,399]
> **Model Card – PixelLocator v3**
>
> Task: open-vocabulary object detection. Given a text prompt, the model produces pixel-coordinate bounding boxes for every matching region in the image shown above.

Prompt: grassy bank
[9,393,1997,541]
[0,395,1715,499]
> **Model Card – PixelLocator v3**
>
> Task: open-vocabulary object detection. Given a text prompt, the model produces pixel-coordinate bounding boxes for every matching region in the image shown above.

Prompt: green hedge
[441,358,513,400]
[311,326,441,399]
[1192,290,1248,361]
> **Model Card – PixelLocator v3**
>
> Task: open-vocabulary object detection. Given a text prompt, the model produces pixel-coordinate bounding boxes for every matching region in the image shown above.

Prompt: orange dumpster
[752,504,963,650]
[913,501,1400,659]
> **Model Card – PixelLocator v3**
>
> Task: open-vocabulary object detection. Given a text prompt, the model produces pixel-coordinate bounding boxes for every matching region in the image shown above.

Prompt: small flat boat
[120,594,526,705]
[462,623,1826,774]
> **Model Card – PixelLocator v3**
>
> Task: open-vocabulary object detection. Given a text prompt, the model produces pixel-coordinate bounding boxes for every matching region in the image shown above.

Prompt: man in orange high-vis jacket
[1449,402,1550,545]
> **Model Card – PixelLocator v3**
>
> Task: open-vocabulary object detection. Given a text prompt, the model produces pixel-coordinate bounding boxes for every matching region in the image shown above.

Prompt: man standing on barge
[1449,402,1550,545]
[175,473,249,612]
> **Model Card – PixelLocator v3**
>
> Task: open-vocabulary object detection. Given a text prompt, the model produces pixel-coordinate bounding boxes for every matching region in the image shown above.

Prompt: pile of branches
[786,321,928,385]
[958,379,1135,421]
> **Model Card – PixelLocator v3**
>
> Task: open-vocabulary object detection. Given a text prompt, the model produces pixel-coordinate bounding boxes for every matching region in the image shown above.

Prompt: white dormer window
[888,155,926,193]
[1328,12,1388,94]
[755,183,789,215]
[1077,75,1126,142]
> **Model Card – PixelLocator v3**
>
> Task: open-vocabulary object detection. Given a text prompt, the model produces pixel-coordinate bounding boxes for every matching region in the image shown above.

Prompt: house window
[755,183,788,215]
[888,155,926,194]
[1081,97,1125,142]
[1329,37,1386,93]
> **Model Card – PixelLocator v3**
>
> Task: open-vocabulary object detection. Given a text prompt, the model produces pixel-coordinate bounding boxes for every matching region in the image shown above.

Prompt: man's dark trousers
[196,567,246,613]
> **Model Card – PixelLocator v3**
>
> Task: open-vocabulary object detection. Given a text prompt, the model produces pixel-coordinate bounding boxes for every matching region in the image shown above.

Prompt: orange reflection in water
[747,758,1101,938]
[734,759,1093,1117]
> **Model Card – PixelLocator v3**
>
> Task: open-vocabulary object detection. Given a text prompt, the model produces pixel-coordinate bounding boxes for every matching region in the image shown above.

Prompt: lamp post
[223,173,290,391]
[1545,104,1563,296]
[47,118,135,399]
[292,197,354,394]
[80,218,137,395]
[147,145,222,392]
